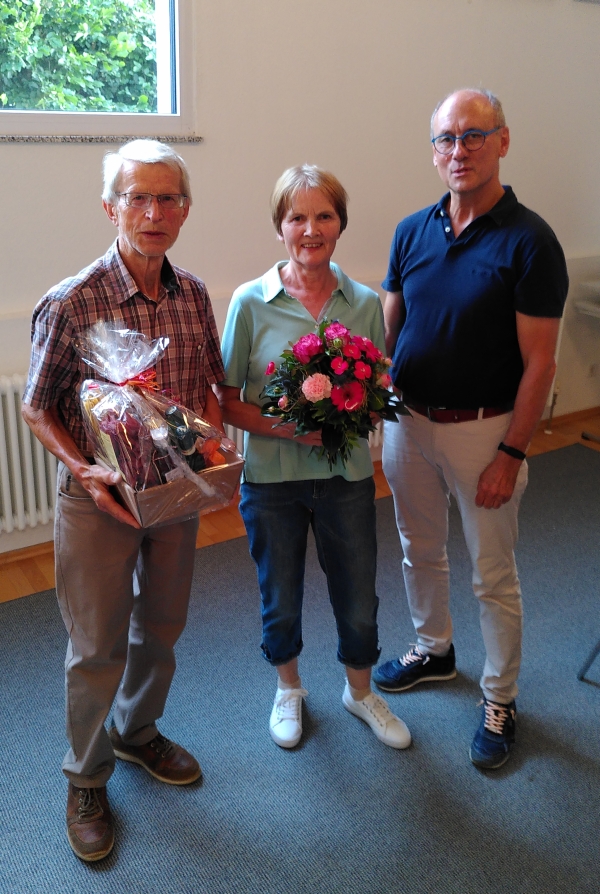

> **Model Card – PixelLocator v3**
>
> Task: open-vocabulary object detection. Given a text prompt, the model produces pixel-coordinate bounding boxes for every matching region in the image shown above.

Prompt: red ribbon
[117,369,160,391]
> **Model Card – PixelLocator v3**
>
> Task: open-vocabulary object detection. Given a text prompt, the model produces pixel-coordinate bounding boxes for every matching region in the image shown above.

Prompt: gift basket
[74,321,243,527]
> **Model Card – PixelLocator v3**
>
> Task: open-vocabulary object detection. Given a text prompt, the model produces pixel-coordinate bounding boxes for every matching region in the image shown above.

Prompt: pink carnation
[265,361,276,375]
[331,380,365,412]
[331,356,349,375]
[324,322,350,343]
[354,361,372,380]
[301,373,332,403]
[292,333,323,364]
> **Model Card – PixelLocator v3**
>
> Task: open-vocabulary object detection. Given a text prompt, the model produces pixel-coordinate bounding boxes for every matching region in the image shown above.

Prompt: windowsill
[0,134,202,144]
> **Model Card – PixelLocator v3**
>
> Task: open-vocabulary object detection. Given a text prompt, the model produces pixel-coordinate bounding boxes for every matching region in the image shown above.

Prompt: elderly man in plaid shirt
[22,140,225,863]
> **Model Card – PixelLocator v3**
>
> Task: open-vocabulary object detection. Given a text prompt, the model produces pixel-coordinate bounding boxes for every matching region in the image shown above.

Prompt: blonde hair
[270,164,348,235]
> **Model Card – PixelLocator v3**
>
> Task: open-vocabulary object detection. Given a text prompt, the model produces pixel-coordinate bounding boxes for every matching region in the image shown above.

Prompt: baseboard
[539,405,600,429]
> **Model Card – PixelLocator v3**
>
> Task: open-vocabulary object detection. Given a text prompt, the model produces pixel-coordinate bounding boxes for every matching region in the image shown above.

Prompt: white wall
[1,1,599,389]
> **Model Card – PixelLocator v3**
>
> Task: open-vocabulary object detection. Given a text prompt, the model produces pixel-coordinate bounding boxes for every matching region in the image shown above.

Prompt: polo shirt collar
[262,261,354,306]
[434,185,517,227]
[106,240,180,305]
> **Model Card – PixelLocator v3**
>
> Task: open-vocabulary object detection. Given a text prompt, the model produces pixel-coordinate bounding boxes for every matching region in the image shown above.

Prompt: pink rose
[265,361,276,375]
[331,380,365,412]
[324,322,350,343]
[331,356,349,375]
[278,395,289,409]
[354,361,372,380]
[301,373,332,403]
[342,343,361,360]
[292,333,323,364]
[376,373,392,388]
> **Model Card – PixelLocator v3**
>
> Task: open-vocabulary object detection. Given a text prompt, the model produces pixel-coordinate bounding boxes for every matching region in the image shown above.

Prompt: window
[0,0,197,140]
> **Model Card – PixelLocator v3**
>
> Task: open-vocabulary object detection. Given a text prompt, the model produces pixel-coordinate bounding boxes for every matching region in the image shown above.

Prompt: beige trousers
[54,462,199,787]
[382,412,528,704]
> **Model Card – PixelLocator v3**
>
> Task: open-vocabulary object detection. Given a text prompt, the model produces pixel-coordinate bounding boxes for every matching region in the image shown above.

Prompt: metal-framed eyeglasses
[431,127,501,155]
[117,193,188,210]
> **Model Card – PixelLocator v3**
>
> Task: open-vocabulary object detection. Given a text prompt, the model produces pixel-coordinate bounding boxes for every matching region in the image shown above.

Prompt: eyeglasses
[117,193,188,210]
[431,127,501,155]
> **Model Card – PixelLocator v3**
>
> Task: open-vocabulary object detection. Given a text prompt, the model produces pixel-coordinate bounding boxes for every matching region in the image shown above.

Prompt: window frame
[0,0,198,141]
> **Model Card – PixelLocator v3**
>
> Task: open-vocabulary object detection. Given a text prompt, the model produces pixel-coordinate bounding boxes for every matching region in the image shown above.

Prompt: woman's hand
[279,422,323,446]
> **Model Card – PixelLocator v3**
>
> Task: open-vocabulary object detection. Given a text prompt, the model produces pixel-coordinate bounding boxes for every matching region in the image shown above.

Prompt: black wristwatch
[498,441,526,461]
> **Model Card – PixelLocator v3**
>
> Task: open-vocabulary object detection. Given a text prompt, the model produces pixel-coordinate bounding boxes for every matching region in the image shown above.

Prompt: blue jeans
[239,476,380,670]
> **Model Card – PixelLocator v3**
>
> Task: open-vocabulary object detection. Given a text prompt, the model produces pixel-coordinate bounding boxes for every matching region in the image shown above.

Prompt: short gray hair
[430,88,506,137]
[102,139,192,204]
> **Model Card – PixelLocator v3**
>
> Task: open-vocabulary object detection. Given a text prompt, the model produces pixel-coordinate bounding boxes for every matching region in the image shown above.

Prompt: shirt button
[445,226,451,233]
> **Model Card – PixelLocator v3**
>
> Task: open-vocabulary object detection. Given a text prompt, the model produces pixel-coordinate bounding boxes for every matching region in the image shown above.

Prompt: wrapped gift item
[75,321,243,527]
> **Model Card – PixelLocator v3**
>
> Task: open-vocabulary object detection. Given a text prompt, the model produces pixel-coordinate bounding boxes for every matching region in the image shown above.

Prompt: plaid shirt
[23,240,225,455]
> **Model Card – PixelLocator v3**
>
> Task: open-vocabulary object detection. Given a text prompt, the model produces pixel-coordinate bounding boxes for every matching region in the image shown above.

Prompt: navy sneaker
[373,644,457,692]
[470,698,516,770]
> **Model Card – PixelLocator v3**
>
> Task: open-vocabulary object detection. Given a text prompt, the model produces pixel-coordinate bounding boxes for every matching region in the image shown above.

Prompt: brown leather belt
[404,400,514,424]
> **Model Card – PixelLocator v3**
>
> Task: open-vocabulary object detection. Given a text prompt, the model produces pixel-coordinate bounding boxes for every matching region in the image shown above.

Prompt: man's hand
[475,451,522,509]
[21,404,141,528]
[77,464,141,528]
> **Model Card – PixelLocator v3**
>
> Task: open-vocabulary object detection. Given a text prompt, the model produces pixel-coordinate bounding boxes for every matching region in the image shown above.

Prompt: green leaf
[0,0,157,112]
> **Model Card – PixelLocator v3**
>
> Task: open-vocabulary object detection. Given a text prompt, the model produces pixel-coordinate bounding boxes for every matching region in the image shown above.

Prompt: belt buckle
[428,405,446,421]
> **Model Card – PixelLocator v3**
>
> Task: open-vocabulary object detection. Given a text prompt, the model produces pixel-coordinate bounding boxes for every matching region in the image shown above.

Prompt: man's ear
[103,200,119,227]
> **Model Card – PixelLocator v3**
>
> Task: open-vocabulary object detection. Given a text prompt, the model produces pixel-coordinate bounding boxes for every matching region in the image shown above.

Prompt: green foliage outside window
[0,0,157,113]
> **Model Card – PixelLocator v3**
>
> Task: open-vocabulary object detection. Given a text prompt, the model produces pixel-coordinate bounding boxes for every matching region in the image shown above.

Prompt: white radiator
[0,382,382,536]
[0,375,57,534]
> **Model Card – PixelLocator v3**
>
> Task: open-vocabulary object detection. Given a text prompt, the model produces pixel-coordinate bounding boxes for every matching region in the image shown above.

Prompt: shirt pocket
[158,337,206,406]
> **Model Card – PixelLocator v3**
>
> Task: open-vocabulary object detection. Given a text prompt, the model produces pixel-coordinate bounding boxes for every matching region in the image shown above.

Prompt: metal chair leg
[577,638,600,681]
[581,431,600,444]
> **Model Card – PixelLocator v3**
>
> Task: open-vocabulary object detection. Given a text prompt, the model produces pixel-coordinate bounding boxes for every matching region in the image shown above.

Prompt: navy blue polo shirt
[382,186,568,409]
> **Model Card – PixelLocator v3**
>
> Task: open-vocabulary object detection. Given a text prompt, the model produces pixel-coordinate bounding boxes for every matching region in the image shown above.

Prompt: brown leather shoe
[108,727,202,785]
[66,784,114,862]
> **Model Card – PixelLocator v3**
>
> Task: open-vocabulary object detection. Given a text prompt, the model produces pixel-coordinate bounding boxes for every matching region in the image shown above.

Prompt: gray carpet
[1,444,599,893]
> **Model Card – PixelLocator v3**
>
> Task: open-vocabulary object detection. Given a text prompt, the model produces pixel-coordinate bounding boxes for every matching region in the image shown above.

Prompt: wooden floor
[2,407,600,605]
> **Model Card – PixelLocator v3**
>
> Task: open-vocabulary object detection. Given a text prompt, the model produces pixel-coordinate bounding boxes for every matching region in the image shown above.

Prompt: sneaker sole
[374,669,457,693]
[469,746,511,770]
[112,748,202,785]
[269,728,302,749]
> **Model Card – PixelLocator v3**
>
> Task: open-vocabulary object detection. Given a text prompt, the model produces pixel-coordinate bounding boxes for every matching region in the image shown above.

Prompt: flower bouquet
[74,321,244,526]
[260,320,410,468]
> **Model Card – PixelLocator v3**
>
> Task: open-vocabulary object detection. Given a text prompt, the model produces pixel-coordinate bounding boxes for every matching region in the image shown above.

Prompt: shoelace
[77,788,103,821]
[400,645,427,667]
[273,688,308,722]
[360,692,396,729]
[482,700,514,735]
[149,732,175,758]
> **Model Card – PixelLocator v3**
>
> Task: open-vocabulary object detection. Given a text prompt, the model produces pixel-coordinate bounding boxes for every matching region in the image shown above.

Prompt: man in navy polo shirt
[373,88,568,768]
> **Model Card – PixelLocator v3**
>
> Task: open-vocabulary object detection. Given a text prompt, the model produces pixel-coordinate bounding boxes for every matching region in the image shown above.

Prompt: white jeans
[382,412,528,703]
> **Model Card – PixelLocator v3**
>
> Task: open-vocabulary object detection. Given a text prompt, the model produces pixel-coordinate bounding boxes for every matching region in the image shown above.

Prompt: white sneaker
[269,687,308,748]
[342,684,411,749]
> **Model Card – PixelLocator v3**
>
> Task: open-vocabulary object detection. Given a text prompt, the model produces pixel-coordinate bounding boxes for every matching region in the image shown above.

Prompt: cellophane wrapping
[74,321,243,527]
